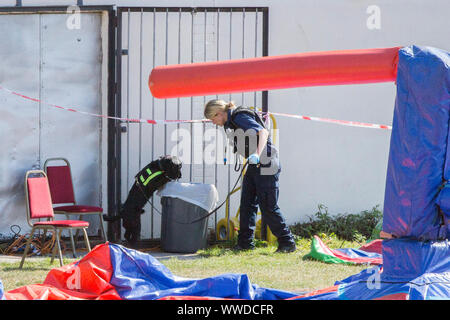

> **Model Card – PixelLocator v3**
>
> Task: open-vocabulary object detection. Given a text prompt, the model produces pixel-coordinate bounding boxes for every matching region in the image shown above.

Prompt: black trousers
[238,164,295,248]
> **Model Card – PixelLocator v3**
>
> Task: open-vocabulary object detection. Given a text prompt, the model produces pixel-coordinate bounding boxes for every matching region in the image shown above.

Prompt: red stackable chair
[20,170,91,268]
[43,158,107,256]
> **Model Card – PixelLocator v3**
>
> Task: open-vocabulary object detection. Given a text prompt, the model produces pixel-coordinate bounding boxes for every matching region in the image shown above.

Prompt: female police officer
[204,99,296,253]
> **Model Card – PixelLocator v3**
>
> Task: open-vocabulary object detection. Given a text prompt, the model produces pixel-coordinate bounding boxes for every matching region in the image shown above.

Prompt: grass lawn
[0,236,369,294]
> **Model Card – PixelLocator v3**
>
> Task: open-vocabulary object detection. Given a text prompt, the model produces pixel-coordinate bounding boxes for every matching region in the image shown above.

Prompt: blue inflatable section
[295,239,450,300]
[334,247,382,260]
[383,46,450,240]
[294,46,450,300]
[383,238,450,280]
[108,243,297,300]
[333,265,450,300]
[0,279,4,300]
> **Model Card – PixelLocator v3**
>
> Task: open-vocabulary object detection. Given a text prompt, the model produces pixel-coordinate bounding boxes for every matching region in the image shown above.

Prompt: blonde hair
[204,99,235,119]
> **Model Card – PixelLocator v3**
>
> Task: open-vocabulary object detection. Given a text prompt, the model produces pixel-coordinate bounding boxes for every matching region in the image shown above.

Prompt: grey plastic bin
[160,197,209,253]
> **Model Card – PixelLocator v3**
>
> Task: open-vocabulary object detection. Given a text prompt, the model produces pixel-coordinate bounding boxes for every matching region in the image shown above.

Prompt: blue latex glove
[248,153,260,165]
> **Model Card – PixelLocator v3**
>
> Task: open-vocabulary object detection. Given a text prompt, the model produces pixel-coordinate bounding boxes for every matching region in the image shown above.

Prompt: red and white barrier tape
[0,85,391,130]
[266,111,392,130]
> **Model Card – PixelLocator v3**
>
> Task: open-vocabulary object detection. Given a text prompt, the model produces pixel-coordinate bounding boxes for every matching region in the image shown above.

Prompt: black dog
[105,155,182,245]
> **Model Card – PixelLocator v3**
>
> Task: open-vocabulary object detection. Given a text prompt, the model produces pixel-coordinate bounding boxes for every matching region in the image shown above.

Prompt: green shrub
[289,204,383,242]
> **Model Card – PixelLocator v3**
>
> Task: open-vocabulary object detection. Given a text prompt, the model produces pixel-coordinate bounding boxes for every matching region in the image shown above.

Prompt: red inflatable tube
[148,47,401,99]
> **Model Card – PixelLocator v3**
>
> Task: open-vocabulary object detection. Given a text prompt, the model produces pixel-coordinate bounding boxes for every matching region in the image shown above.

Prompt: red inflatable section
[5,243,121,300]
[149,47,400,99]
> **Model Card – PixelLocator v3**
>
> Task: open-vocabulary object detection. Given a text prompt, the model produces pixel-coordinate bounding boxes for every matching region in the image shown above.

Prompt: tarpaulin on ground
[3,242,298,300]
[3,239,449,300]
[290,266,450,300]
[304,235,382,265]
[383,45,450,240]
[292,238,450,300]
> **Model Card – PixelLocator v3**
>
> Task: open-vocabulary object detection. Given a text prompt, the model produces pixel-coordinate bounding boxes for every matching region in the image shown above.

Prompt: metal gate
[113,7,269,241]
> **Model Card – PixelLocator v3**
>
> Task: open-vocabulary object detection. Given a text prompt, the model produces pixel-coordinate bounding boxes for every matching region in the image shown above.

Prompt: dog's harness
[138,168,164,187]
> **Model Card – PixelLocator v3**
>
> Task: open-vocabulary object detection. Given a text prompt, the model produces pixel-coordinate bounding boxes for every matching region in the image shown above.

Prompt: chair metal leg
[55,229,64,267]
[50,228,59,264]
[19,226,35,269]
[65,214,77,257]
[98,213,108,242]
[82,228,91,252]
[69,229,77,259]
[74,215,83,244]
[50,238,57,264]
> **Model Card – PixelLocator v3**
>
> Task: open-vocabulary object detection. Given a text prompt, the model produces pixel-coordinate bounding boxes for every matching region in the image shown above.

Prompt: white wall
[0,11,107,237]
[2,0,449,229]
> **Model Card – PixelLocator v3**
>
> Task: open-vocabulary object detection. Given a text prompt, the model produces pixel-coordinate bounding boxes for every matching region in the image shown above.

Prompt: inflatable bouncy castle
[149,45,450,299]
[2,45,449,300]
